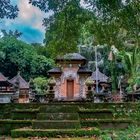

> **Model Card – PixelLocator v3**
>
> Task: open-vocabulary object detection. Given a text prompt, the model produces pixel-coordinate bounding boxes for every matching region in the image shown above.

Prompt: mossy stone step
[79,109,113,119]
[32,120,81,129]
[11,109,39,120]
[0,120,32,135]
[37,113,79,120]
[39,105,79,113]
[79,108,113,113]
[11,128,100,138]
[81,119,133,129]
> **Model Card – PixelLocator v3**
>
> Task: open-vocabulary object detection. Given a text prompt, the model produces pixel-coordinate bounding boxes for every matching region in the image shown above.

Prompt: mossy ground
[1,126,140,139]
[0,137,97,140]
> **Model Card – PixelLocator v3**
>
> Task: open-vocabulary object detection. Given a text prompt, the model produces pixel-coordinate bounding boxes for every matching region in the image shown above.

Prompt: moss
[79,112,113,120]
[39,105,79,113]
[11,109,39,120]
[81,119,133,128]
[32,120,81,129]
[11,128,100,138]
[37,113,79,120]
[0,120,32,135]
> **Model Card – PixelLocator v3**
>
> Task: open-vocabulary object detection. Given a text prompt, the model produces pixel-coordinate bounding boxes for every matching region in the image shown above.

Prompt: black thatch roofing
[77,67,92,75]
[10,73,29,89]
[48,67,62,74]
[0,73,13,86]
[56,53,86,61]
[91,68,109,82]
[0,73,7,82]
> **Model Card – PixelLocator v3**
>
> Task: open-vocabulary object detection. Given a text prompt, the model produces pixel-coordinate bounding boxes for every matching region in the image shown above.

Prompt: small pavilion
[10,73,29,103]
[91,68,110,93]
[0,73,14,103]
[48,53,92,101]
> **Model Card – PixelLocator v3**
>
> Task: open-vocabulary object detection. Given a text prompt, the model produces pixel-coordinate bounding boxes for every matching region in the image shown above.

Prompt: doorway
[67,80,74,100]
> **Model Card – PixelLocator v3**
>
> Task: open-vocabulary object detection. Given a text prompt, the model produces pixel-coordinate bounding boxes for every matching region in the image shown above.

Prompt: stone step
[81,119,133,129]
[39,105,79,113]
[11,128,100,138]
[79,109,113,113]
[0,119,32,135]
[32,120,81,129]
[11,109,39,120]
[37,113,79,120]
[79,109,113,119]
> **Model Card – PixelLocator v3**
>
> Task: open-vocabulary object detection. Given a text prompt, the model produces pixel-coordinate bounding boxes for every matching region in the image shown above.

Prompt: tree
[1,29,22,38]
[0,0,18,19]
[29,0,91,58]
[0,37,54,79]
[82,0,139,94]
[33,77,48,95]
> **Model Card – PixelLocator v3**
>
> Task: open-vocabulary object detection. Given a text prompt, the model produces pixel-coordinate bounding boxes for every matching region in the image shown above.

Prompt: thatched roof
[91,68,108,82]
[48,67,62,74]
[77,67,92,75]
[10,73,29,89]
[0,73,7,82]
[56,53,86,63]
[0,73,13,86]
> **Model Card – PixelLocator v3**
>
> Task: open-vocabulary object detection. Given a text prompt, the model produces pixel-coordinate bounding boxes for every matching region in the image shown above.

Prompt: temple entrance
[67,80,74,100]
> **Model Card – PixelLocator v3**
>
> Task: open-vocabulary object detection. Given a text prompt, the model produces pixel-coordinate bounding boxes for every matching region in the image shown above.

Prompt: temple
[48,53,92,100]
[10,73,29,103]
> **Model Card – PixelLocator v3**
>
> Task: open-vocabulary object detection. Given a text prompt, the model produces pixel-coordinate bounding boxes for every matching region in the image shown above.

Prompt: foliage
[0,0,18,19]
[33,77,48,95]
[0,37,54,80]
[0,29,22,38]
[84,0,140,93]
[29,0,92,58]
[100,125,140,140]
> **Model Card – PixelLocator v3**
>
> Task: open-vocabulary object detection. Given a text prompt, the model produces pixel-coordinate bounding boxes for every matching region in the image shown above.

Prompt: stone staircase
[0,103,138,138]
[79,108,133,129]
[32,105,81,129]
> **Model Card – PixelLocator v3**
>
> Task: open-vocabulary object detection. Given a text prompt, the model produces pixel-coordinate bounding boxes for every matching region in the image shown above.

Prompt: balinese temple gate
[48,53,92,101]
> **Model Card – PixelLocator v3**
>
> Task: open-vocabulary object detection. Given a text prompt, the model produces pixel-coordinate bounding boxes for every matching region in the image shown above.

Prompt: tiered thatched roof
[0,73,13,86]
[10,73,29,89]
[91,68,109,82]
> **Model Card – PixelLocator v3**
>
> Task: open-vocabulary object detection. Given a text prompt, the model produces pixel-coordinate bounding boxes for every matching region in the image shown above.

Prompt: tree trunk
[110,52,117,94]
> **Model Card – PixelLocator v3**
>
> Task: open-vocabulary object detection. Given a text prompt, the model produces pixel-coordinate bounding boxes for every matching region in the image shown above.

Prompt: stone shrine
[48,53,92,100]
